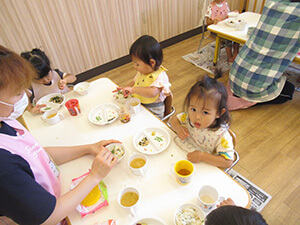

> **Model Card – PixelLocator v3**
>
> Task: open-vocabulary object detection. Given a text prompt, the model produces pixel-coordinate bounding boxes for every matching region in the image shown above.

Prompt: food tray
[133,127,170,155]
[89,103,119,125]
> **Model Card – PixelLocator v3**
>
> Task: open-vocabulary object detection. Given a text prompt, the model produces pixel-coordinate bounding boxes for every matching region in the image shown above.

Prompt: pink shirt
[31,70,69,102]
[205,1,229,21]
[0,120,61,197]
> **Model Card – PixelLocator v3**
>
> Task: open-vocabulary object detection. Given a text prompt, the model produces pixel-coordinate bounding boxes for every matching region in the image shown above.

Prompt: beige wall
[0,0,241,76]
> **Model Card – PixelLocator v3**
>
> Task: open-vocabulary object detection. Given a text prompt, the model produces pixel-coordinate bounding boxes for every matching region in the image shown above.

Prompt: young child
[205,0,240,62]
[21,48,77,113]
[170,71,234,169]
[206,198,268,225]
[113,35,171,119]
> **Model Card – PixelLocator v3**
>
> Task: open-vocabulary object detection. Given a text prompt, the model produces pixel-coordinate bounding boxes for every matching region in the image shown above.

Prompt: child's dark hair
[205,205,268,225]
[129,35,163,71]
[184,69,230,129]
[21,48,51,79]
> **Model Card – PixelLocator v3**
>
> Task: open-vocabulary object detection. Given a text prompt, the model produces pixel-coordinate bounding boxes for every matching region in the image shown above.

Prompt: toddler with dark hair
[113,35,171,119]
[170,70,234,169]
[21,48,76,113]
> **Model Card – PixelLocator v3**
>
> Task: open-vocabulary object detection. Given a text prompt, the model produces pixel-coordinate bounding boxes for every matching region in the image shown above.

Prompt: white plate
[131,217,167,225]
[36,93,66,112]
[74,82,90,95]
[224,18,241,27]
[88,103,119,125]
[133,127,170,155]
[174,203,205,225]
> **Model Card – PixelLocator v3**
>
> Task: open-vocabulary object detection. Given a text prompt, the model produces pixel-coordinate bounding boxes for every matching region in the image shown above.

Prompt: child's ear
[149,59,156,68]
[217,108,226,118]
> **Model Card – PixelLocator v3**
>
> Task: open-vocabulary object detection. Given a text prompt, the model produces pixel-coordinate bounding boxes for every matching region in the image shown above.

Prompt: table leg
[213,36,221,66]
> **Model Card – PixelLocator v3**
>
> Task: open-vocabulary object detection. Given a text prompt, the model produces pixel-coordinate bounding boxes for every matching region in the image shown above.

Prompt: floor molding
[75,27,202,83]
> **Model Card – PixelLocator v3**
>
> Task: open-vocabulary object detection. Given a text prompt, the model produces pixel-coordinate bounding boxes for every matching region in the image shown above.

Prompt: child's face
[35,70,53,85]
[188,95,220,129]
[132,56,155,75]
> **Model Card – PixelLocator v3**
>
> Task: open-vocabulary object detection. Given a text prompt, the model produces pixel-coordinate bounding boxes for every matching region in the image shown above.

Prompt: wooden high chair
[161,92,175,123]
[224,129,240,173]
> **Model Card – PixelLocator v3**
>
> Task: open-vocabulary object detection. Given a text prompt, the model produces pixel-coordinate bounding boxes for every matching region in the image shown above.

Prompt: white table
[23,78,250,225]
[207,12,300,65]
[207,12,261,65]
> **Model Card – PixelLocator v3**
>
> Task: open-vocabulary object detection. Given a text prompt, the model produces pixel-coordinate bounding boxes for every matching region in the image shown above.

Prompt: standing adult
[227,0,300,110]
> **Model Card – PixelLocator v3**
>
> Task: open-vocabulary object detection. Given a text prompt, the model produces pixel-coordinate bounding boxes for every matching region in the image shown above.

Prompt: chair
[224,129,240,173]
[161,92,175,122]
[198,17,215,51]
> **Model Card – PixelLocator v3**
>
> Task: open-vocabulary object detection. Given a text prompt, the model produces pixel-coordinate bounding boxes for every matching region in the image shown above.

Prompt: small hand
[122,87,133,97]
[217,198,236,207]
[187,151,202,163]
[58,79,67,90]
[175,126,189,140]
[30,104,47,114]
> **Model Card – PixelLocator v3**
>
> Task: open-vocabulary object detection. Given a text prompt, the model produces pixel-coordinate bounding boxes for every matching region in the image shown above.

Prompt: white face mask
[0,92,29,120]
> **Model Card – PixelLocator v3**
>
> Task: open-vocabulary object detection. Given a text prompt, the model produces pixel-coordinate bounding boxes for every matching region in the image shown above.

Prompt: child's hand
[58,79,67,90]
[29,104,47,114]
[187,151,203,163]
[213,19,219,24]
[217,198,236,207]
[122,87,133,97]
[175,125,189,140]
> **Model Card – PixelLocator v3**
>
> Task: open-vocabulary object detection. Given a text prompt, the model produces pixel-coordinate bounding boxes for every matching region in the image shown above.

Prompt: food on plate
[151,131,155,136]
[110,145,125,159]
[114,90,132,100]
[139,137,150,146]
[94,109,117,123]
[43,106,52,111]
[49,95,64,104]
[176,207,204,225]
[136,223,147,225]
[81,185,101,207]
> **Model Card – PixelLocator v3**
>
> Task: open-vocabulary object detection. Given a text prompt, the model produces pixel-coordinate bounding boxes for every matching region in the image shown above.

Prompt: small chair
[198,17,215,51]
[161,92,175,122]
[224,129,240,173]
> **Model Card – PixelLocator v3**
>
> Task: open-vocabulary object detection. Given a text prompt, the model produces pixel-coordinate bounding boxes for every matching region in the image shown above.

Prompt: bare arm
[170,115,190,140]
[41,148,117,225]
[44,139,121,165]
[187,151,233,169]
[59,73,77,90]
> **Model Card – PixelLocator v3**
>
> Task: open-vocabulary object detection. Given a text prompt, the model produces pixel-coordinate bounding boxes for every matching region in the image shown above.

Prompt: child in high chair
[114,35,171,119]
[170,71,234,169]
[21,48,77,113]
[205,0,239,62]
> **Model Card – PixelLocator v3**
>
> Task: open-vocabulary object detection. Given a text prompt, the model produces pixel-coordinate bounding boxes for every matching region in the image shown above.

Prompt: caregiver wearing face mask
[0,45,119,225]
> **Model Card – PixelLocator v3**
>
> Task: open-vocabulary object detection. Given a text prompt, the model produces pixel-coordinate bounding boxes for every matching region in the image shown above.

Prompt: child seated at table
[113,35,171,119]
[170,70,234,169]
[21,48,77,113]
[205,0,240,62]
[206,198,268,225]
